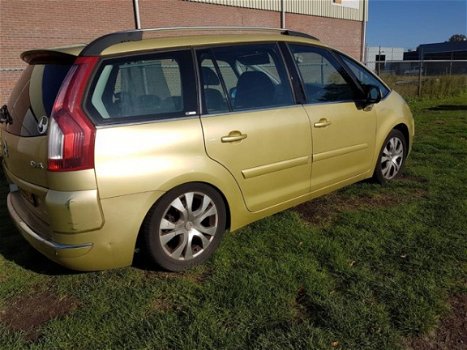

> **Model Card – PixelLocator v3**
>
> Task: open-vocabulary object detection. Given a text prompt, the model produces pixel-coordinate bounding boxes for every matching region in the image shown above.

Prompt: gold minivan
[1,28,414,271]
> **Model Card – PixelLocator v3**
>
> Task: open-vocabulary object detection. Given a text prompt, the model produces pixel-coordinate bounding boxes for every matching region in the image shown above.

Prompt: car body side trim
[313,143,368,162]
[242,156,310,179]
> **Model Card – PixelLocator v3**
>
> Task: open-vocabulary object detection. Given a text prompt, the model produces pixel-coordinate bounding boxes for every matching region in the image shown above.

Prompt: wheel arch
[154,180,232,231]
[373,121,411,172]
[134,179,235,254]
[393,123,410,154]
[371,125,409,183]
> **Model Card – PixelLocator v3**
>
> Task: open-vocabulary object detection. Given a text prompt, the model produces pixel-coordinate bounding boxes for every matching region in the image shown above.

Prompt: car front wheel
[143,183,227,271]
[373,129,407,184]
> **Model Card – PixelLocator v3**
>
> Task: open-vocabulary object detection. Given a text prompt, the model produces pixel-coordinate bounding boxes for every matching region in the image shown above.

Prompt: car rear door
[2,56,74,187]
[1,52,75,223]
[197,43,312,212]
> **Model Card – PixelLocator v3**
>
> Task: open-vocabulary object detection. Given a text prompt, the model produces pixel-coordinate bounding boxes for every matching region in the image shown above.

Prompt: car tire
[142,183,227,271]
[373,129,407,184]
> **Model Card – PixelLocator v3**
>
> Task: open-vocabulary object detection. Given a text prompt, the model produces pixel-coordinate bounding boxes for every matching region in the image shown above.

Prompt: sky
[366,0,467,50]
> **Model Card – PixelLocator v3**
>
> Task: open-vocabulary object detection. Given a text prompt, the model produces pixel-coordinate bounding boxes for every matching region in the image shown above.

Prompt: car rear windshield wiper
[0,105,13,124]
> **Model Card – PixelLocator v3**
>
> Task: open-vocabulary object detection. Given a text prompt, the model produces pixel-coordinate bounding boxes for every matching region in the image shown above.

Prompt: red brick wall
[285,12,363,59]
[0,0,134,104]
[0,0,363,104]
[139,0,278,28]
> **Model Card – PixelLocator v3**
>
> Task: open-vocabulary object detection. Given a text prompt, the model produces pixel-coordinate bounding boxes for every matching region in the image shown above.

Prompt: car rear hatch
[1,46,83,223]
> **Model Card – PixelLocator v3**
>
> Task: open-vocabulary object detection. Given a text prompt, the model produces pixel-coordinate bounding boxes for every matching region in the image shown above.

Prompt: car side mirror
[365,85,382,105]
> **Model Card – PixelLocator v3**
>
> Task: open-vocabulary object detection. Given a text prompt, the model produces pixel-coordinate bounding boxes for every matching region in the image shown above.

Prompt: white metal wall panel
[186,0,367,21]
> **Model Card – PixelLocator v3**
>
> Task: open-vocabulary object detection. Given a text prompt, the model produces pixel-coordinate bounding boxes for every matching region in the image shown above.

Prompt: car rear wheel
[143,183,227,271]
[373,129,407,184]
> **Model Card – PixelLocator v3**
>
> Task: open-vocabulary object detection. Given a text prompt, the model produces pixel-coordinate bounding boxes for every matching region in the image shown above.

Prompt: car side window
[198,43,294,113]
[198,51,230,114]
[288,44,356,104]
[339,54,390,98]
[88,50,196,122]
[216,59,239,97]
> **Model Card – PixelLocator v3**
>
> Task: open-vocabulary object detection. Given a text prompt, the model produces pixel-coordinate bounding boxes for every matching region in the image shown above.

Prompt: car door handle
[221,131,248,143]
[314,118,332,128]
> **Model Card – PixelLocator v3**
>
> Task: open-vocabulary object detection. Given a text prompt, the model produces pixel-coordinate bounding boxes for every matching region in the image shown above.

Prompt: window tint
[88,50,196,122]
[198,43,294,113]
[289,44,355,103]
[340,54,390,98]
[42,64,72,116]
[6,64,71,136]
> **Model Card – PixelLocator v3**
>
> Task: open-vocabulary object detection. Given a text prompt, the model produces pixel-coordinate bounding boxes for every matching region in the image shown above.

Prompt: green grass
[0,94,466,349]
[381,74,467,101]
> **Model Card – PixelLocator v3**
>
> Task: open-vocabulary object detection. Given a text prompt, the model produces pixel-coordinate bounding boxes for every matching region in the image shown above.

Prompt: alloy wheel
[380,136,404,180]
[158,191,218,261]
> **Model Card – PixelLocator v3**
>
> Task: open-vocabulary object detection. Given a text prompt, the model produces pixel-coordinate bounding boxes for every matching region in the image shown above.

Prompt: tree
[448,34,467,42]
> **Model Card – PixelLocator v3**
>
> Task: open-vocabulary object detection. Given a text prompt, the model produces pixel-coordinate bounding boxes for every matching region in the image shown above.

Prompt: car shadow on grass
[427,104,467,111]
[0,234,77,276]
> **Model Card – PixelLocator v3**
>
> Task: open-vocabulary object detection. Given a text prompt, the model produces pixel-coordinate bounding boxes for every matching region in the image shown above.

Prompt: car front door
[288,44,377,191]
[197,43,312,212]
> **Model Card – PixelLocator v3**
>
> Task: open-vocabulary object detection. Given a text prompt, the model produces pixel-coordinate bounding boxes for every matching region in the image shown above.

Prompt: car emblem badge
[37,116,49,135]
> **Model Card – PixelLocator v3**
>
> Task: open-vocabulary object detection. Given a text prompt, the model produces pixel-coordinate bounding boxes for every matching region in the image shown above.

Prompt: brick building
[0,0,368,103]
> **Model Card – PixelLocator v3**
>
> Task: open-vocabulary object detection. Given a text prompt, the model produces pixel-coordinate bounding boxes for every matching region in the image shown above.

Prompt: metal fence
[365,60,467,98]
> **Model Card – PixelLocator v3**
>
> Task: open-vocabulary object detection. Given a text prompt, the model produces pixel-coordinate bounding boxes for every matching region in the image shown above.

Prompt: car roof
[99,33,324,55]
[21,28,327,63]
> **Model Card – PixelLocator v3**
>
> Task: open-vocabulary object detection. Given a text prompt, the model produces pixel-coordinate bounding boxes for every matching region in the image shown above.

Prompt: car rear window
[86,50,197,124]
[6,64,72,136]
[197,43,295,114]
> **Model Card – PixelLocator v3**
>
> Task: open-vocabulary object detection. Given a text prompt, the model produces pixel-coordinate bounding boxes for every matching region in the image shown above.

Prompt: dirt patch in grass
[292,287,308,323]
[406,293,467,350]
[142,266,212,285]
[294,180,427,226]
[0,290,79,341]
[293,286,328,328]
[149,297,174,313]
[180,266,212,284]
[143,270,178,280]
[398,175,430,184]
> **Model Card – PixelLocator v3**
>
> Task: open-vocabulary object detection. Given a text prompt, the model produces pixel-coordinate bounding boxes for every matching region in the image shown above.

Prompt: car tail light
[48,56,99,172]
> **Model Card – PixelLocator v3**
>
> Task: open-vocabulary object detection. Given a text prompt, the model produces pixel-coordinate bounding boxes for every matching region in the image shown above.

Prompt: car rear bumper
[5,185,164,271]
[7,191,94,259]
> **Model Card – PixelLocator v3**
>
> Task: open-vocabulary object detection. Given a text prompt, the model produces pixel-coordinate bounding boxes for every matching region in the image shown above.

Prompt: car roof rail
[80,26,319,56]
[281,30,319,41]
